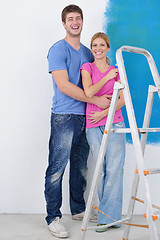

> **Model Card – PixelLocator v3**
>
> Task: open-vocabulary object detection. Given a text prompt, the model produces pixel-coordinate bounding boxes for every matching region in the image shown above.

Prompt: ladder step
[132,196,160,210]
[145,169,160,175]
[85,217,130,230]
[144,213,159,221]
[136,168,160,175]
[109,128,160,134]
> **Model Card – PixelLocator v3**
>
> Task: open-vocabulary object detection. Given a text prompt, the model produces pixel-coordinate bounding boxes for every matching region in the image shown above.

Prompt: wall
[0,0,160,216]
[104,0,160,144]
[0,0,106,214]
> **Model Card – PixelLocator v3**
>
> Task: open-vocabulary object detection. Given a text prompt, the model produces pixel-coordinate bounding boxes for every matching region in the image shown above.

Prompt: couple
[44,4,126,239]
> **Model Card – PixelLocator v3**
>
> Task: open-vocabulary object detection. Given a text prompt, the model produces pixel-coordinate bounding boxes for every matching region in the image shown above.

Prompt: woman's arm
[52,70,111,109]
[81,68,118,98]
[87,80,125,124]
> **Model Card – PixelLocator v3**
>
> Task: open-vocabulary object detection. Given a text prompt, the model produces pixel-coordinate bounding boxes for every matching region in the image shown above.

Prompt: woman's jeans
[44,113,89,225]
[86,122,126,224]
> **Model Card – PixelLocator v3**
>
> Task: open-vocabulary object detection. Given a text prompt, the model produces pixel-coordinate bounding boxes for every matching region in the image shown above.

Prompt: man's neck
[64,35,81,50]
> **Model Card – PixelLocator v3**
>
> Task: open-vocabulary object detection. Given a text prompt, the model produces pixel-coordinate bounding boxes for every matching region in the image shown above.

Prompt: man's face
[62,12,83,37]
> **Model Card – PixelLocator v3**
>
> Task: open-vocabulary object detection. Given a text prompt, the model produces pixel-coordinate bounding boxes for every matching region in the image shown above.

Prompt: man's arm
[87,80,125,124]
[52,70,111,109]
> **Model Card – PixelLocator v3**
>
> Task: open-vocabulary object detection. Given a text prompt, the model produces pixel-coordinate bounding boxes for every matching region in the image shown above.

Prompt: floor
[0,214,159,240]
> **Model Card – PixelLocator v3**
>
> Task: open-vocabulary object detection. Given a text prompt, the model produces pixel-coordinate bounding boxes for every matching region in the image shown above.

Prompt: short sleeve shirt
[81,62,124,128]
[47,39,94,114]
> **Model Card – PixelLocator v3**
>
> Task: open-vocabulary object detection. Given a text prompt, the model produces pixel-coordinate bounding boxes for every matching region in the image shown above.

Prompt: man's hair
[61,4,83,23]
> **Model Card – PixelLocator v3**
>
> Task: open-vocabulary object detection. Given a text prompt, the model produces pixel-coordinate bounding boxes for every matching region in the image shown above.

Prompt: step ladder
[79,46,160,240]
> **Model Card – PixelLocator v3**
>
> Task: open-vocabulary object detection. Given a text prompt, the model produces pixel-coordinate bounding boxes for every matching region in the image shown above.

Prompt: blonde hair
[90,32,110,65]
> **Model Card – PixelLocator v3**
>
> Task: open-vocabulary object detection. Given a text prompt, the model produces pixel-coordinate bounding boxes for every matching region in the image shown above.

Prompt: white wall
[0,0,160,216]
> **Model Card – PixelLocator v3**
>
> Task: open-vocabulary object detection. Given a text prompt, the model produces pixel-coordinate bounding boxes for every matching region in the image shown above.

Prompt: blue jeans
[86,122,126,225]
[44,113,89,225]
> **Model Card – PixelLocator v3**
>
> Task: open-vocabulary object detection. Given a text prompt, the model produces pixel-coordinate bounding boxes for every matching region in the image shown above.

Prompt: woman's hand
[106,69,119,81]
[87,110,106,124]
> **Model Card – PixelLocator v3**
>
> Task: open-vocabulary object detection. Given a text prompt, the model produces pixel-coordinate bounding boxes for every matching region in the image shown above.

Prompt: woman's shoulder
[82,62,94,67]
[81,62,94,70]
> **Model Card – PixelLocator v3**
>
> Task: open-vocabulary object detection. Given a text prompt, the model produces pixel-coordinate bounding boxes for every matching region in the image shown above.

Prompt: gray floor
[0,214,159,240]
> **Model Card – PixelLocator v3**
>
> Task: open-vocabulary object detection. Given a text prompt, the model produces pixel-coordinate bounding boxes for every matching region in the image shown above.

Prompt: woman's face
[91,37,109,60]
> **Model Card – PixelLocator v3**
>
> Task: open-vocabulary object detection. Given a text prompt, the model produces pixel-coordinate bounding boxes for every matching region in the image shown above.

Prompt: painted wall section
[104,0,160,143]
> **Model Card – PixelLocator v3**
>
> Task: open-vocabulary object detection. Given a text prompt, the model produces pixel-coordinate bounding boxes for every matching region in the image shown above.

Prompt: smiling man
[44,4,111,238]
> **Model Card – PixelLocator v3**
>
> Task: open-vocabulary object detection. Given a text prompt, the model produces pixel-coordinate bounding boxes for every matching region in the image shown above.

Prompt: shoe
[72,211,97,222]
[111,224,121,228]
[48,217,69,238]
[96,224,108,233]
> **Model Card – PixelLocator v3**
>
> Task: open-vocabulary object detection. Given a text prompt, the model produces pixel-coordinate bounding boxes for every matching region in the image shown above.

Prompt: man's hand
[93,95,112,109]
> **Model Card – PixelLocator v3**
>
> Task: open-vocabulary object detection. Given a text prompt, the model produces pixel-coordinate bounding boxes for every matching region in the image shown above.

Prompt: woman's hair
[61,4,83,23]
[90,32,110,65]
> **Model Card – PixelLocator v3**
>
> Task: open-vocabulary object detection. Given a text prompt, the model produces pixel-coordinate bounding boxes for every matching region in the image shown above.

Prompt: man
[44,4,110,238]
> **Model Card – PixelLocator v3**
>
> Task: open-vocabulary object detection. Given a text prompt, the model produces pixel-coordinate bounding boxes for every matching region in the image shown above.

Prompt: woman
[81,32,126,232]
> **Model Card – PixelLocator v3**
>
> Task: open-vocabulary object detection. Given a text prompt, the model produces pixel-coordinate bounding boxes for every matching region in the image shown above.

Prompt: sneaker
[72,211,97,222]
[96,224,108,233]
[111,224,121,228]
[48,217,69,238]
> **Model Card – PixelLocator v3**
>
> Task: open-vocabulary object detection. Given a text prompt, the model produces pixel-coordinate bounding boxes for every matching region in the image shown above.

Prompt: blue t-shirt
[47,39,94,114]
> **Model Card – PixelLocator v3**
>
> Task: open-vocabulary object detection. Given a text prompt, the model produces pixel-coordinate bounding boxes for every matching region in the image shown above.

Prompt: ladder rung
[144,213,159,221]
[149,85,160,93]
[146,169,160,175]
[132,196,160,210]
[136,169,160,176]
[85,217,129,230]
[109,128,160,134]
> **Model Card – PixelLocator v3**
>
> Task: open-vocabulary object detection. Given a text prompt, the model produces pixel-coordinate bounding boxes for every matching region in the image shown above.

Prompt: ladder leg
[123,86,155,240]
[79,134,110,240]
[126,131,159,240]
[79,83,123,240]
[116,47,160,240]
[141,85,155,150]
[141,86,159,240]
[123,173,139,240]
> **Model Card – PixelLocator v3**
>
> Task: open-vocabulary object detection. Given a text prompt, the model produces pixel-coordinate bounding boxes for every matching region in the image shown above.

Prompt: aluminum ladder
[79,46,160,240]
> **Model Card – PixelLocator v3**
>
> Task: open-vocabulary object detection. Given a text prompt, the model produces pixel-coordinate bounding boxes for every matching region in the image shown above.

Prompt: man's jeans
[86,122,126,224]
[44,113,89,225]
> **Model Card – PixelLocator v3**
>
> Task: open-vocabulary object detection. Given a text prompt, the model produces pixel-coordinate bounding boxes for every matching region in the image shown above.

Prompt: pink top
[81,62,124,129]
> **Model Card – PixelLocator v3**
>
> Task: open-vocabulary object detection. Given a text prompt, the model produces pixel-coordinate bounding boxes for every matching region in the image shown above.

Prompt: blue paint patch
[104,0,160,144]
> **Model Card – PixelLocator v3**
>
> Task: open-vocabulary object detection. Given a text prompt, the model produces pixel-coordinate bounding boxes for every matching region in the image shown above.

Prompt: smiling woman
[90,33,110,70]
[81,32,126,229]
[91,38,109,62]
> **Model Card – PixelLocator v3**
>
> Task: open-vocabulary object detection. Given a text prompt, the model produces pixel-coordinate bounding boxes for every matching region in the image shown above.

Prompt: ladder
[79,46,160,240]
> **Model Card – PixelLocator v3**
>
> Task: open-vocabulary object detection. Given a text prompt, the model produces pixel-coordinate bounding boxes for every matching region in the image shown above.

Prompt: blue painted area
[104,0,160,144]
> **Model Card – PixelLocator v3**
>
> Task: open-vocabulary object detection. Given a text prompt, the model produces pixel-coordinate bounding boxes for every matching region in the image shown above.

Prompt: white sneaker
[48,217,69,238]
[72,212,97,222]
